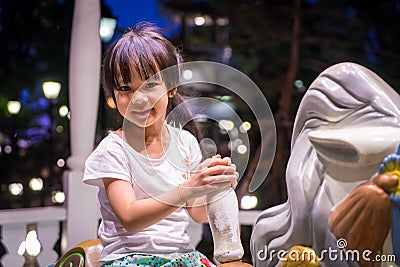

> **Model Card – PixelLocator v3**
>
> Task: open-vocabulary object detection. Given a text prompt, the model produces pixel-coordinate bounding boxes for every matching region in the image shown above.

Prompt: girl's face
[114,72,173,128]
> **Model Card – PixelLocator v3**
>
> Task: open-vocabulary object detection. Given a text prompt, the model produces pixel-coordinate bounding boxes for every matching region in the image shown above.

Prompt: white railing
[0,207,66,267]
[0,207,261,267]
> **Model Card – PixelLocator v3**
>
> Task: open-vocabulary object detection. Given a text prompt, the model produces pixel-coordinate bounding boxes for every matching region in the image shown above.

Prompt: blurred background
[0,0,399,261]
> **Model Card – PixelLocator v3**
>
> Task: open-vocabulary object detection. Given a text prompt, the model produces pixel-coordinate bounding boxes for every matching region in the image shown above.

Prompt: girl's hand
[181,155,239,199]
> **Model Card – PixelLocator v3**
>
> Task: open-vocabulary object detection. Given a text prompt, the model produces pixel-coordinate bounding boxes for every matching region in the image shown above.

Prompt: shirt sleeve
[83,146,132,187]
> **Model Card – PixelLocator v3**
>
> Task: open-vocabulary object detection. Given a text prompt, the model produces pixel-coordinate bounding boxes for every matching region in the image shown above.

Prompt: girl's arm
[186,157,238,224]
[186,183,239,224]
[186,196,207,223]
[103,178,184,233]
[103,157,238,233]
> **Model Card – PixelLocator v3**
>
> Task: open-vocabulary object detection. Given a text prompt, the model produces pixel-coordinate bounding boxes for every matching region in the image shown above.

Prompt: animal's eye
[118,86,131,92]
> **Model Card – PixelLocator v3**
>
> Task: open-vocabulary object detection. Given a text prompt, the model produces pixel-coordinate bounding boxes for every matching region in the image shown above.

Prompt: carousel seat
[53,238,253,267]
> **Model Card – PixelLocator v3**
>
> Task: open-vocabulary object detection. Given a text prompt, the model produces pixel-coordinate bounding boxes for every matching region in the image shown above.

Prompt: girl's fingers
[207,157,231,167]
[206,165,236,176]
[231,179,238,189]
[207,172,239,184]
[191,172,238,187]
[186,171,239,197]
[195,156,234,178]
[203,181,233,191]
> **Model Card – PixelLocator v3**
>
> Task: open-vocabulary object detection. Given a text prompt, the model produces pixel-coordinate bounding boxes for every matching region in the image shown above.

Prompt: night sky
[104,0,172,34]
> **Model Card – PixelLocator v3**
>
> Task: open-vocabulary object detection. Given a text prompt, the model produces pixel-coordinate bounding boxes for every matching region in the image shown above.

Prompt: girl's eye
[118,86,131,92]
[145,82,158,89]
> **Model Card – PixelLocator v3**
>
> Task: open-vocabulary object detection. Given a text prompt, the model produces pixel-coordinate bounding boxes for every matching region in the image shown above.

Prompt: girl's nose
[131,90,148,105]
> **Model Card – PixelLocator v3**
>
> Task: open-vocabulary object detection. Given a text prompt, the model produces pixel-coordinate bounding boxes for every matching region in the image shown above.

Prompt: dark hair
[101,22,200,140]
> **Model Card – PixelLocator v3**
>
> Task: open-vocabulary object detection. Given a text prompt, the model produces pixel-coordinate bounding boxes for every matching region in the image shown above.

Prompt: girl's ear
[168,88,177,98]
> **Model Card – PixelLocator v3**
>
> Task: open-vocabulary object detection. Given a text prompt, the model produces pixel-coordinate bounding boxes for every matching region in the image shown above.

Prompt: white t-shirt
[83,125,202,263]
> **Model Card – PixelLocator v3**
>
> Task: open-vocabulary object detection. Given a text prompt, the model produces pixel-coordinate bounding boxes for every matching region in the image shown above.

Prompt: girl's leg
[163,251,215,267]
[102,251,215,267]
[102,254,169,267]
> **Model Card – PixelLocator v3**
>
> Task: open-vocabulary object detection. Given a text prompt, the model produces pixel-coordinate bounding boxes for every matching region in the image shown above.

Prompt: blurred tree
[0,0,72,100]
[0,0,74,208]
[159,0,400,208]
[0,0,115,209]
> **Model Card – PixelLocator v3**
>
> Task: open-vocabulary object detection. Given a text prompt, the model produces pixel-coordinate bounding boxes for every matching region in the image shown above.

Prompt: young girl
[83,22,239,267]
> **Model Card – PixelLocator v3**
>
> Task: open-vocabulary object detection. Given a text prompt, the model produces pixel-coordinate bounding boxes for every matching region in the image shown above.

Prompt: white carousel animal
[250,62,400,267]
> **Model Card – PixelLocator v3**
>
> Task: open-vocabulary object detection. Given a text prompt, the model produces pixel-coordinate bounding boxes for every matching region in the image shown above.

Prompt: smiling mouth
[131,108,152,116]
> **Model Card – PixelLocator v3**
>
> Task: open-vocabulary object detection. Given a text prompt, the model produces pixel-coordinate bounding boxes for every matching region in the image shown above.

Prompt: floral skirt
[102,251,215,267]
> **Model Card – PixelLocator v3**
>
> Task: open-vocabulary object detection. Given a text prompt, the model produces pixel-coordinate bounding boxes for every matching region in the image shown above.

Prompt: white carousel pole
[63,0,101,251]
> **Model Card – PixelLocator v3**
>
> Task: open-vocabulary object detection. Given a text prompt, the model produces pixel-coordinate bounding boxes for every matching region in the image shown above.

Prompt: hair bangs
[116,36,178,88]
